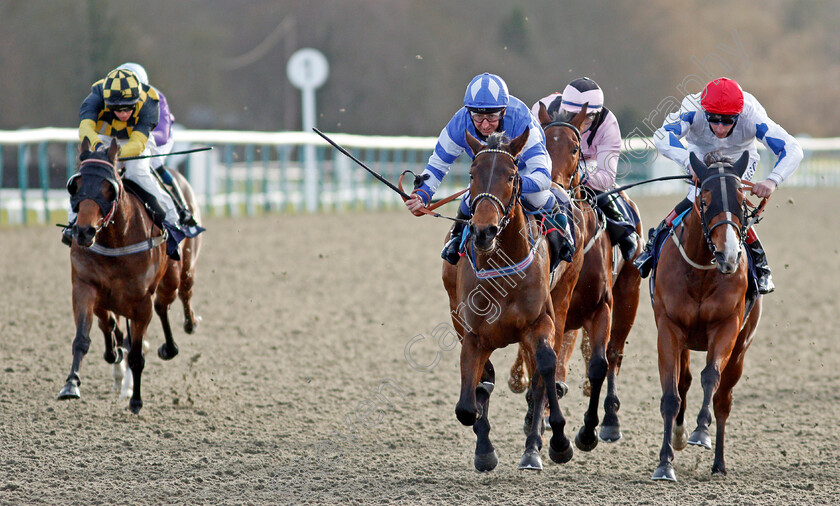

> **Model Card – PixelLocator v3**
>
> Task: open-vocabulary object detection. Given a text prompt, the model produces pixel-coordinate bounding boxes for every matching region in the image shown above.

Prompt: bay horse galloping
[58,139,202,414]
[511,103,644,449]
[651,151,762,481]
[443,130,576,472]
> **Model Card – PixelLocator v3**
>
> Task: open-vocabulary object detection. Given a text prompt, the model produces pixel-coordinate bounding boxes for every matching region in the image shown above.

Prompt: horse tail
[508,345,531,393]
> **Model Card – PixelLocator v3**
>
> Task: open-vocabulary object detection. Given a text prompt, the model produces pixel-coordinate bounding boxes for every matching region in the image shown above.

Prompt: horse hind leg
[179,239,201,334]
[672,350,692,451]
[473,360,499,472]
[155,277,180,361]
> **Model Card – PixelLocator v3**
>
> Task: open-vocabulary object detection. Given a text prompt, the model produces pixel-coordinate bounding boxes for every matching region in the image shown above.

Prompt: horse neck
[678,209,714,264]
[473,204,531,269]
[96,193,150,247]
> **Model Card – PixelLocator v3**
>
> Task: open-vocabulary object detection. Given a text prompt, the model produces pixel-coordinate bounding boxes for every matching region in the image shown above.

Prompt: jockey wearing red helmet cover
[636,77,804,294]
[700,77,744,115]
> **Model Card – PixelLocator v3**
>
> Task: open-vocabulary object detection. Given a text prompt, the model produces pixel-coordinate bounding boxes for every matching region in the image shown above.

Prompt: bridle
[695,170,748,254]
[70,157,124,232]
[469,148,522,235]
[542,120,587,193]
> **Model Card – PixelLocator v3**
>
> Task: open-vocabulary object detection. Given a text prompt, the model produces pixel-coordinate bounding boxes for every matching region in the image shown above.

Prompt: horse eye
[469,173,474,180]
[508,175,515,182]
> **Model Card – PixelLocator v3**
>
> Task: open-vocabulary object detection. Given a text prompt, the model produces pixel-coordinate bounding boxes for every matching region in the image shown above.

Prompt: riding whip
[594,175,691,205]
[312,128,411,200]
[119,146,214,161]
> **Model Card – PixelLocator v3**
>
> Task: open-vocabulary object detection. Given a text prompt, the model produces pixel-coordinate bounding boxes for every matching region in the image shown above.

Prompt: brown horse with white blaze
[651,151,762,481]
[442,130,577,472]
[58,138,202,414]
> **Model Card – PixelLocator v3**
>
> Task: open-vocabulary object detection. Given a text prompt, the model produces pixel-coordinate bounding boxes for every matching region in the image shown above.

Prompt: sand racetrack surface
[1,187,838,505]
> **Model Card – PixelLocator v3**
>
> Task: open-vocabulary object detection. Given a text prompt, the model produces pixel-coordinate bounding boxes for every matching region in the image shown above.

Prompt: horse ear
[731,150,750,178]
[80,138,91,154]
[509,128,530,157]
[688,151,707,181]
[537,102,550,125]
[465,130,483,157]
[570,103,588,130]
[107,139,119,162]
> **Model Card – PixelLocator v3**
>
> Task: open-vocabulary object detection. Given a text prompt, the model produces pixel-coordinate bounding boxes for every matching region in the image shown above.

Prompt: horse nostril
[487,225,498,238]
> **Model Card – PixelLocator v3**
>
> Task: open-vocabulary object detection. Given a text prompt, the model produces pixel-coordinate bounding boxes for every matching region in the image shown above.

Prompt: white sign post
[287,48,329,212]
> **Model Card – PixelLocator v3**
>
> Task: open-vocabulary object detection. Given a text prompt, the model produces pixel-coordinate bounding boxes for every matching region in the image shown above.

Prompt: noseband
[697,170,747,253]
[469,148,521,234]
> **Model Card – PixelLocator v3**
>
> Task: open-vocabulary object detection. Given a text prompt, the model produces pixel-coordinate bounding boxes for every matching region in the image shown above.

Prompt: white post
[287,48,329,212]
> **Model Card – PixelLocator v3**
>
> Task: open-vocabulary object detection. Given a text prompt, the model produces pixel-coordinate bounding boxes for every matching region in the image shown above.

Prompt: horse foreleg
[652,319,684,482]
[127,309,153,414]
[58,284,97,400]
[473,360,498,472]
[454,332,489,427]
[575,307,611,452]
[689,319,739,451]
[710,327,751,476]
[601,264,641,442]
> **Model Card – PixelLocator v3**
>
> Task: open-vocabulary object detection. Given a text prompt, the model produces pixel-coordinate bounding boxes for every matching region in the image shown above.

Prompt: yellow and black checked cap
[102,69,141,107]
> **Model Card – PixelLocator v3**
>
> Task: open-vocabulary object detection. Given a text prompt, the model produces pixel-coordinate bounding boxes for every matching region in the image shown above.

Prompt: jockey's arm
[653,112,693,173]
[751,109,804,198]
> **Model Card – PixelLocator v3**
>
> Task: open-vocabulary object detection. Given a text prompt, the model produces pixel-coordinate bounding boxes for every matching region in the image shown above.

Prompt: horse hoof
[575,427,599,452]
[184,315,201,335]
[555,381,569,400]
[57,383,80,400]
[158,343,179,361]
[599,425,622,442]
[474,450,499,472]
[652,463,677,482]
[687,429,712,449]
[129,398,143,414]
[518,449,543,471]
[548,439,573,464]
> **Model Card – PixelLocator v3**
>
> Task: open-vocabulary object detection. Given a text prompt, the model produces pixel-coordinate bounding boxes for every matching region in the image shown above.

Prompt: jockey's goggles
[111,105,134,113]
[705,112,739,125]
[469,110,504,123]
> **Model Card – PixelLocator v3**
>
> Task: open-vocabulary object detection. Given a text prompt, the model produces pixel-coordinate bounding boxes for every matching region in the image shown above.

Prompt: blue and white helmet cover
[463,73,510,110]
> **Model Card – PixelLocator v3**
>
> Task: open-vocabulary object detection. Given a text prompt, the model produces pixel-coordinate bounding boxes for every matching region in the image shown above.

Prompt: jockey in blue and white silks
[635,77,803,294]
[404,73,574,270]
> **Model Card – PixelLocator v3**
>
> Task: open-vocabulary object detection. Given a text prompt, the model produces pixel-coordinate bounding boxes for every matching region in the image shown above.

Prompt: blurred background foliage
[1,0,837,137]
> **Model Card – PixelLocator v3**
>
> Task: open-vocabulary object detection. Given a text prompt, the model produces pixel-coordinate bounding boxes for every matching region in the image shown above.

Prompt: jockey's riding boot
[169,181,198,227]
[599,193,639,261]
[543,202,575,271]
[633,219,668,278]
[442,209,469,265]
[747,238,774,294]
[156,166,198,228]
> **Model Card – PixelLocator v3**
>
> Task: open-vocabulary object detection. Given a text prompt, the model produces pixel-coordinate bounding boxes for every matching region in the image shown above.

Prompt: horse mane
[485,132,510,149]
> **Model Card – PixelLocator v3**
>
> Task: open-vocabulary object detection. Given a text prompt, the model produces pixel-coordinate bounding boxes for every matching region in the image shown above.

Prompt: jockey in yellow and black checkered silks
[78,68,160,159]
